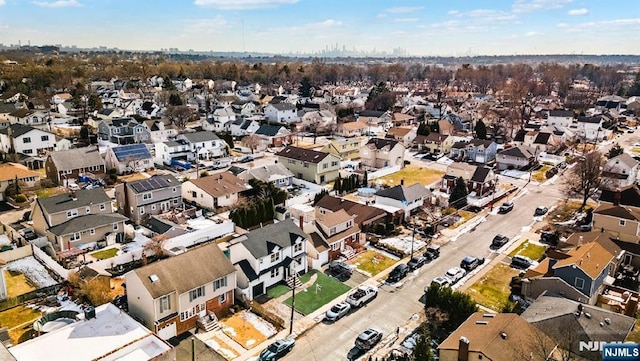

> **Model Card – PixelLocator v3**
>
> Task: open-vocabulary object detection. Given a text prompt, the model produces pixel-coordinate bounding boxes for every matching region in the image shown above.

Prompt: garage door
[252,282,264,299]
[157,322,177,340]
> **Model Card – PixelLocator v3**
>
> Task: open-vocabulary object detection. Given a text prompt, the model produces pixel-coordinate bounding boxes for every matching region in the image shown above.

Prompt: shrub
[200,171,209,177]
[14,194,27,203]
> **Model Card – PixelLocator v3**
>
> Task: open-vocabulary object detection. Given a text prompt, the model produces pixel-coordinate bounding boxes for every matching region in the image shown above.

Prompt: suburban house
[592,203,640,241]
[254,124,293,148]
[440,164,496,198]
[599,185,640,208]
[143,119,177,143]
[320,137,364,160]
[7,108,48,127]
[449,139,497,164]
[314,195,387,231]
[45,147,106,185]
[177,131,228,160]
[385,126,417,147]
[335,121,368,138]
[0,163,40,200]
[521,291,636,361]
[390,112,415,126]
[154,139,194,167]
[51,92,73,104]
[181,172,250,210]
[31,188,127,251]
[125,242,236,339]
[8,303,175,361]
[576,116,605,142]
[97,117,150,145]
[357,110,390,125]
[308,209,361,263]
[547,109,574,127]
[412,132,454,154]
[359,138,406,169]
[496,145,537,171]
[236,163,294,188]
[438,312,558,361]
[228,117,261,137]
[0,123,57,159]
[203,106,236,132]
[227,219,308,300]
[104,144,153,175]
[114,174,182,224]
[522,241,615,304]
[276,146,340,184]
[374,182,431,221]
[264,103,299,123]
[602,153,639,189]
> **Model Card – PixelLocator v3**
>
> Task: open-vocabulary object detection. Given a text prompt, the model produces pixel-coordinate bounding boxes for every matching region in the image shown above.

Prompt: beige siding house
[181,172,250,209]
[276,146,340,184]
[592,203,640,242]
[360,138,405,169]
[321,137,365,160]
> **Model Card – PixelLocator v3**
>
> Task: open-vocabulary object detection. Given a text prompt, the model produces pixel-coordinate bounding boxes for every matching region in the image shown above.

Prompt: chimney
[614,188,621,206]
[299,215,304,230]
[458,336,470,361]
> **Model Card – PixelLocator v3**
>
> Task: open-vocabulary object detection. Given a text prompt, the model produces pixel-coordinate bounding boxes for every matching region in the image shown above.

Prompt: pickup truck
[346,285,378,308]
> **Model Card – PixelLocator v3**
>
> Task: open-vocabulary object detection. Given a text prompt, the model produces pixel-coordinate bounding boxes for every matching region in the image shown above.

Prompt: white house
[547,109,574,127]
[229,117,261,137]
[143,119,177,143]
[203,106,236,132]
[602,153,640,189]
[227,219,308,300]
[264,103,299,123]
[577,116,605,141]
[237,162,294,188]
[0,124,57,157]
[154,139,193,166]
[181,172,250,209]
[374,183,431,221]
[177,131,228,160]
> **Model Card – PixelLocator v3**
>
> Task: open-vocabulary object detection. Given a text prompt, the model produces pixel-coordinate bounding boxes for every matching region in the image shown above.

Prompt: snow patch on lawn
[205,339,237,360]
[6,256,57,288]
[241,311,277,338]
[222,327,237,337]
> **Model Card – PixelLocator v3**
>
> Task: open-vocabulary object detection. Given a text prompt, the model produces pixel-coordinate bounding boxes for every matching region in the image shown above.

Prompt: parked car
[424,245,441,260]
[534,206,549,216]
[18,228,38,241]
[429,276,451,289]
[491,234,509,248]
[327,260,353,280]
[355,328,383,350]
[346,285,378,307]
[325,302,351,322]
[407,256,427,270]
[540,231,559,245]
[259,338,295,361]
[511,255,533,269]
[460,256,484,272]
[444,267,466,284]
[240,155,253,163]
[387,263,410,283]
[498,202,514,214]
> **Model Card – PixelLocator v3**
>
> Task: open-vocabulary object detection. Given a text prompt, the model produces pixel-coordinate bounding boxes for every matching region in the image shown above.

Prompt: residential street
[283,179,564,361]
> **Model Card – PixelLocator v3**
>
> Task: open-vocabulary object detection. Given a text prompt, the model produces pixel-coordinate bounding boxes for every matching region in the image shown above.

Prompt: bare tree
[143,234,168,258]
[512,326,559,361]
[241,135,261,154]
[165,105,192,130]
[564,150,605,210]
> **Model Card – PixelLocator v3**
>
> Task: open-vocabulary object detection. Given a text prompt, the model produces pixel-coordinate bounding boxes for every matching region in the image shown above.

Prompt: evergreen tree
[474,119,487,140]
[168,93,183,106]
[412,324,436,361]
[449,176,468,209]
[299,76,313,97]
[247,206,258,228]
[266,198,275,220]
[256,201,265,223]
[334,175,342,194]
[607,143,624,159]
[363,170,368,187]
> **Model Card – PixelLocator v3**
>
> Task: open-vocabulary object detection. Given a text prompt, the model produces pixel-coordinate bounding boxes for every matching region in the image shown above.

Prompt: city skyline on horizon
[0,0,639,56]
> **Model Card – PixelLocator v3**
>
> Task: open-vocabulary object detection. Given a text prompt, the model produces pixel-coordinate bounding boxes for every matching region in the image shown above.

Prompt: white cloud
[525,31,542,37]
[32,0,83,7]
[448,10,459,16]
[512,0,573,14]
[311,19,343,28]
[0,0,6,6]
[568,8,589,16]
[385,6,424,14]
[393,18,420,23]
[193,0,297,10]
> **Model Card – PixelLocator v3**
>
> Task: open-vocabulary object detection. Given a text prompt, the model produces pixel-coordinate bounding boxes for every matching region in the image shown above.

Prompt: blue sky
[0,0,638,55]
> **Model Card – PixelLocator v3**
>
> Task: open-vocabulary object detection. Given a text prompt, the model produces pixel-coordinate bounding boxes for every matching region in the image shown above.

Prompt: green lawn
[466,263,520,312]
[35,187,65,199]
[352,250,397,276]
[90,247,119,260]
[4,270,36,298]
[508,240,547,261]
[0,305,42,330]
[283,272,351,315]
[266,273,312,299]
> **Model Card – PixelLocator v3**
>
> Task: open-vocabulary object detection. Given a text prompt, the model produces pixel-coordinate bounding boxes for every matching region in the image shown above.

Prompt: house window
[23,149,33,154]
[619,219,626,226]
[67,209,78,218]
[136,128,143,133]
[219,293,227,304]
[41,135,49,141]
[90,228,95,235]
[100,204,106,211]
[323,163,328,169]
[172,187,177,193]
[173,199,179,204]
[139,207,145,215]
[143,192,152,200]
[303,162,309,168]
[288,159,295,164]
[331,161,338,167]
[113,223,119,231]
[159,295,171,313]
[330,227,336,235]
[23,137,31,143]
[189,286,205,302]
[270,268,280,278]
[294,243,303,253]
[575,277,585,290]
[270,252,280,263]
[180,307,195,321]
[331,243,340,251]
[85,206,90,213]
[70,232,81,241]
[213,276,228,291]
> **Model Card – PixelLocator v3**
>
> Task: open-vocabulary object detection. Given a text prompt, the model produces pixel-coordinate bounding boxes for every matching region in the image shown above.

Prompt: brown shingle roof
[386,126,412,137]
[189,171,249,198]
[276,146,331,164]
[553,242,615,279]
[594,203,640,221]
[339,121,367,131]
[131,242,235,299]
[0,163,40,182]
[316,209,354,228]
[315,195,387,226]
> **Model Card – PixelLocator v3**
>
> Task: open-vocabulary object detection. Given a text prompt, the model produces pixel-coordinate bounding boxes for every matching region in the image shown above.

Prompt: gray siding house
[114,174,182,224]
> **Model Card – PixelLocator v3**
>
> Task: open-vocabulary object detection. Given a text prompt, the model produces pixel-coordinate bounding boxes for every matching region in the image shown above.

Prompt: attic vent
[475,321,488,325]
[574,312,581,317]
[149,274,159,283]
[584,313,592,319]
[605,318,611,325]
[500,332,507,340]
[483,314,495,318]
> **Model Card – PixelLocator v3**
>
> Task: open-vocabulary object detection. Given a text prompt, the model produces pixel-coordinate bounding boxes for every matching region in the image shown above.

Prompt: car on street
[534,206,549,216]
[346,285,378,307]
[259,338,295,361]
[240,155,253,163]
[429,276,452,289]
[387,263,410,283]
[424,245,440,260]
[444,267,466,284]
[355,328,383,350]
[491,234,509,248]
[407,256,427,270]
[498,201,514,213]
[460,256,484,272]
[325,302,351,322]
[511,255,534,269]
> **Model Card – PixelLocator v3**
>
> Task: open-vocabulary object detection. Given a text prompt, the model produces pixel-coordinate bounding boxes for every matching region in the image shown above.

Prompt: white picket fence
[367,165,402,180]
[32,244,71,280]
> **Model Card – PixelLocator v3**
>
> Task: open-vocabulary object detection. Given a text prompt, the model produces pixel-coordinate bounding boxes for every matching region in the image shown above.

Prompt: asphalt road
[284,179,564,361]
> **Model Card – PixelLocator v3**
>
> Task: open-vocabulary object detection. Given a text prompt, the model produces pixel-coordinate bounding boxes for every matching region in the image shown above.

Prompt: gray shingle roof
[366,138,399,150]
[180,131,220,143]
[255,124,285,137]
[242,219,308,259]
[37,188,111,215]
[48,213,127,236]
[375,183,431,203]
[48,148,105,171]
[132,241,236,299]
[276,146,331,164]
[548,109,574,117]
[471,167,492,183]
[498,145,535,158]
[0,124,39,138]
[240,163,293,183]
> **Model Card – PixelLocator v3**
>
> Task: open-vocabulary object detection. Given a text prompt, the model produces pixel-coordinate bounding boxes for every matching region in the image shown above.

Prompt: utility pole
[410,216,417,260]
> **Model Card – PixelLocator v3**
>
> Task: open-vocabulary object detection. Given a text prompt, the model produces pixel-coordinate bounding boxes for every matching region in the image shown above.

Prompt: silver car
[444,267,466,284]
[325,302,351,322]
